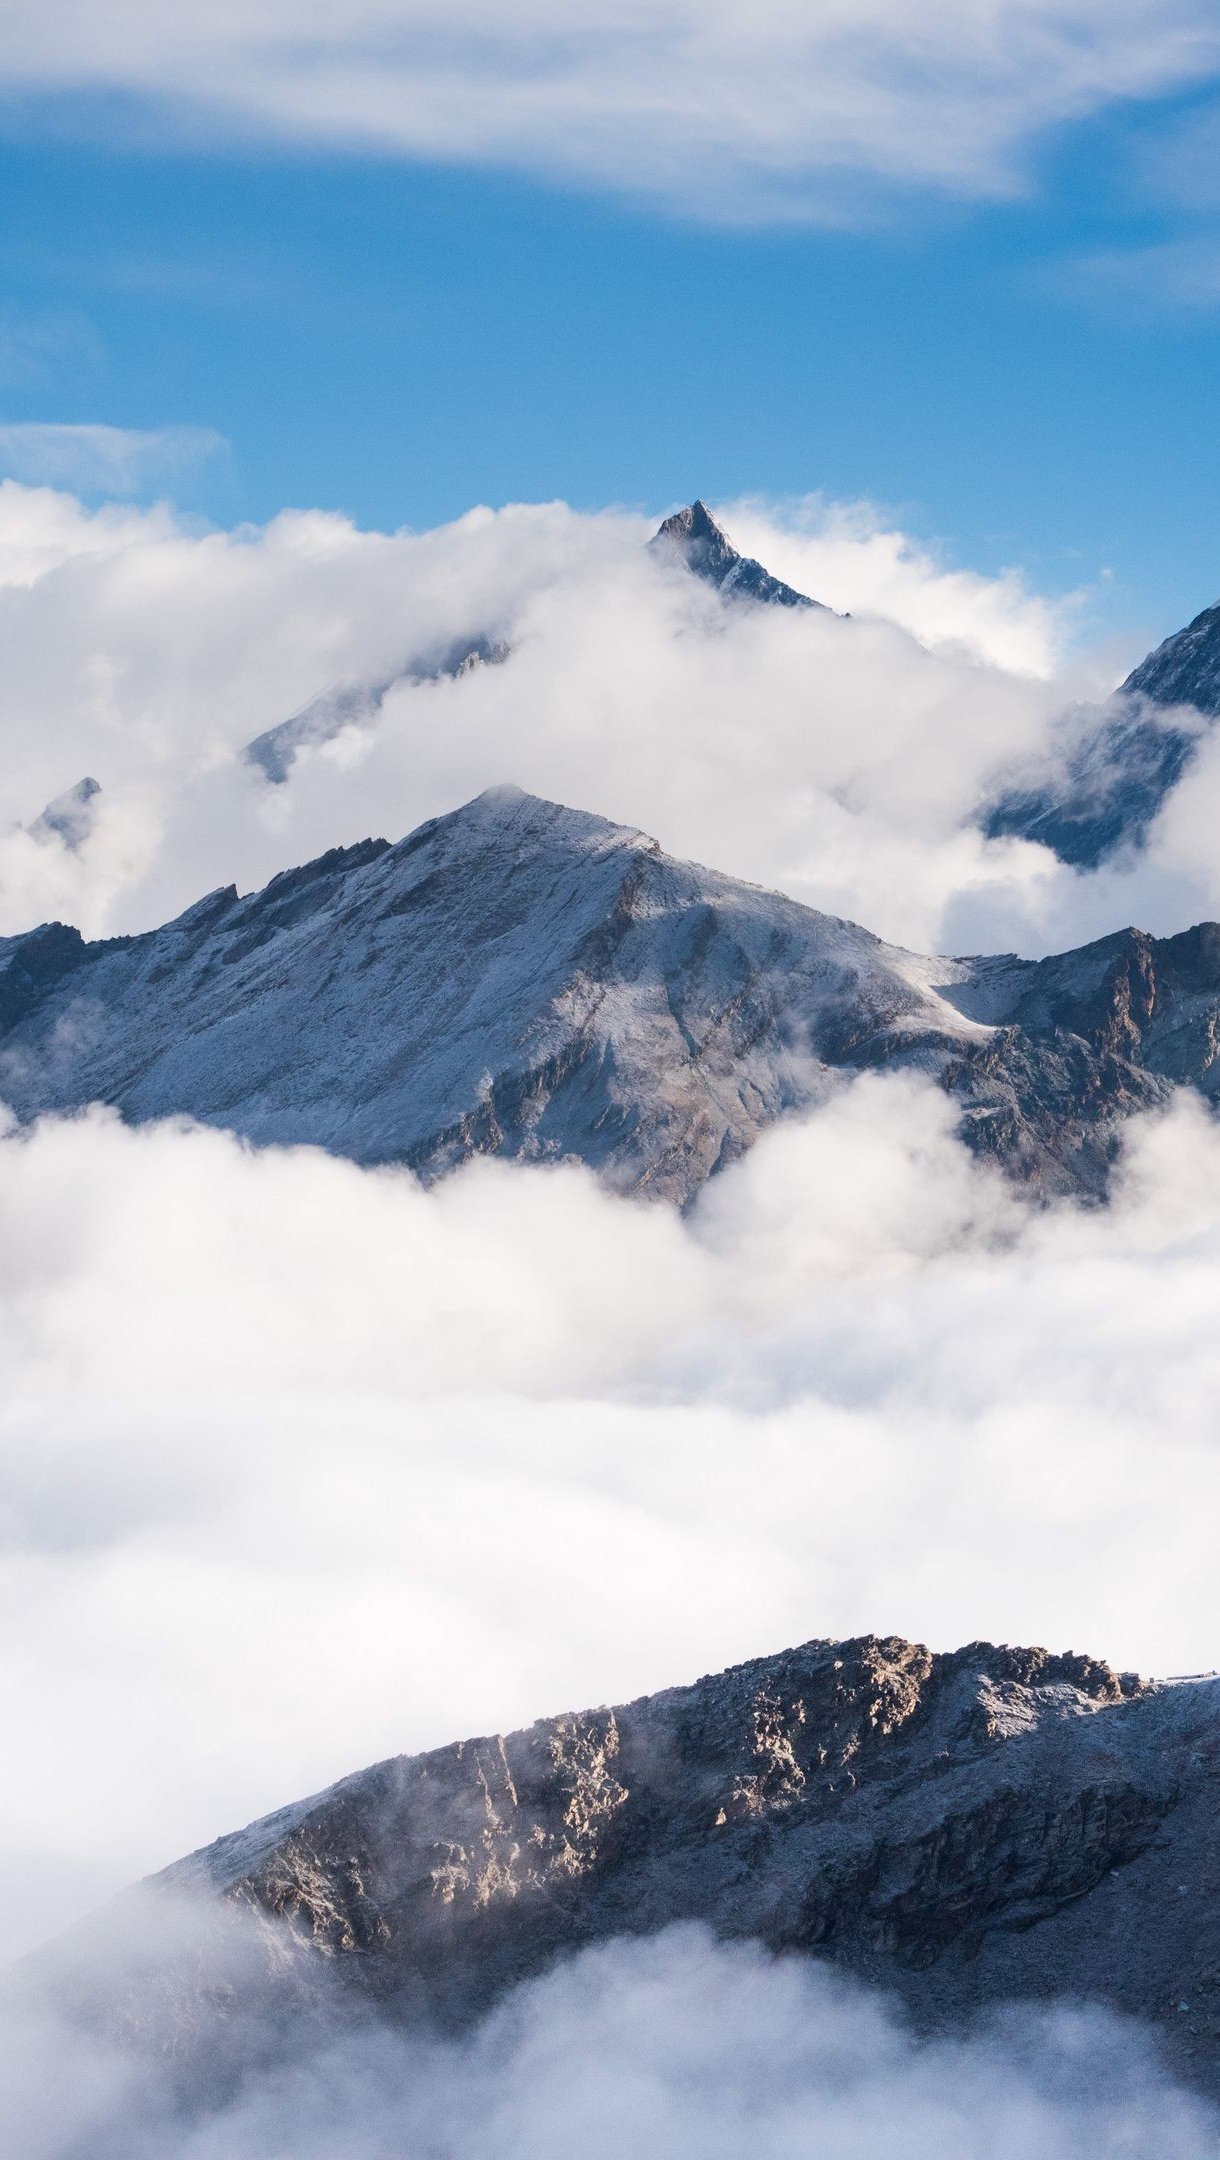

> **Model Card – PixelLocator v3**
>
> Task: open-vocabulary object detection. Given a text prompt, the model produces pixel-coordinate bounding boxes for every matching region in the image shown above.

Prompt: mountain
[651,500,825,609]
[34,1634,1220,2098]
[3,785,1220,1201]
[984,595,1220,867]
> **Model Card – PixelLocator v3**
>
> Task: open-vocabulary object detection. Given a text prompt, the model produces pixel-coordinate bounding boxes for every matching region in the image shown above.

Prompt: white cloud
[1,1081,1220,1958]
[719,493,1077,676]
[0,481,1118,959]
[1063,233,1220,308]
[0,423,224,495]
[6,1928,1215,2158]
[3,475,1220,969]
[0,2,1216,219]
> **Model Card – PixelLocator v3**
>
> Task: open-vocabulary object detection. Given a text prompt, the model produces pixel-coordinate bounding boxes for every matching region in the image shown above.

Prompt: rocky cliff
[36,1635,1220,2096]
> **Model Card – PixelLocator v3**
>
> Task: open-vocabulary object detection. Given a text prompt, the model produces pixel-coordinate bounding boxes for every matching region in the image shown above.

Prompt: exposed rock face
[2,786,1220,1201]
[45,1637,1220,2093]
[984,594,1220,867]
[651,499,825,610]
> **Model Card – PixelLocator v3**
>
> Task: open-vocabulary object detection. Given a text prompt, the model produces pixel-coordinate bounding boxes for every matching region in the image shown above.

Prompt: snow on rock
[0,784,1218,1201]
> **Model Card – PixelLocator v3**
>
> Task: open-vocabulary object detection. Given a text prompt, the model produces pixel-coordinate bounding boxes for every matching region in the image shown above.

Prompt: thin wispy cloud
[0,2,1218,219]
[0,422,224,495]
[1059,234,1220,310]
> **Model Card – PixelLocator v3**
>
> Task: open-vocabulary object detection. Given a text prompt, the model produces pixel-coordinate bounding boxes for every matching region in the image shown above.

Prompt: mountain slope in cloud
[37,1634,1220,2102]
[241,502,815,787]
[4,785,1220,1199]
[985,593,1220,866]
[245,635,510,784]
[24,774,101,851]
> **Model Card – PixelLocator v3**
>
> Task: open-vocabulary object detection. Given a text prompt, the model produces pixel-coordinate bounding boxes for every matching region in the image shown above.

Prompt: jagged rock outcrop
[36,1636,1220,2094]
[651,499,825,610]
[985,592,1220,867]
[2,786,1220,1200]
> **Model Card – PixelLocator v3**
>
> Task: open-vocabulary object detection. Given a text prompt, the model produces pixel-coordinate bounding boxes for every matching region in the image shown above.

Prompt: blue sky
[5,8,1220,650]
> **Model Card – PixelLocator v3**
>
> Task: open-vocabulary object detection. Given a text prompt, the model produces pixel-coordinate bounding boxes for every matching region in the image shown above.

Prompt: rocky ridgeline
[33,1635,1220,2096]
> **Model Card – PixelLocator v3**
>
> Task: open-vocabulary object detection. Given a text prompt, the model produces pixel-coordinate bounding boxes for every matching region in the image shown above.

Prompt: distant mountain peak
[1121,593,1220,715]
[651,500,825,612]
[654,497,730,558]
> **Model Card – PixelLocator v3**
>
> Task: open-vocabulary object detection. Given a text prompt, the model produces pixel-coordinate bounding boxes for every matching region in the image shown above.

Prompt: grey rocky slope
[40,1635,1220,2095]
[985,593,1220,867]
[4,785,1220,1201]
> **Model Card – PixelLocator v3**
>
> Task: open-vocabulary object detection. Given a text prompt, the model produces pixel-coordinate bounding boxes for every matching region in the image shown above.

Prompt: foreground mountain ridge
[38,1632,1220,2096]
[4,784,1220,1199]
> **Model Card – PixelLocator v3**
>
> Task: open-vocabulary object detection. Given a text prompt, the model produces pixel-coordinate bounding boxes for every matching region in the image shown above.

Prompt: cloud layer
[0,481,1139,950]
[1,2,1217,218]
[7,1928,1216,2158]
[3,1077,1220,1960]
[2,477,1220,967]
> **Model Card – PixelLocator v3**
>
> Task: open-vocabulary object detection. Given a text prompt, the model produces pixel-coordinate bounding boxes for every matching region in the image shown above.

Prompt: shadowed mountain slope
[985,592,1220,867]
[3,787,1220,1200]
[245,634,509,784]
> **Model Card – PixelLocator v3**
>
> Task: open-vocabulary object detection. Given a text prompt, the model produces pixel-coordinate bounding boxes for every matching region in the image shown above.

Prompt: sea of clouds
[3,481,1220,2148]
[4,1078,1220,1961]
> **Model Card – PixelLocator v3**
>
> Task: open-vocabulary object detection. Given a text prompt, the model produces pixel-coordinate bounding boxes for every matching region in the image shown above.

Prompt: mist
[1,1075,1219,1963]
[5,1924,1216,2159]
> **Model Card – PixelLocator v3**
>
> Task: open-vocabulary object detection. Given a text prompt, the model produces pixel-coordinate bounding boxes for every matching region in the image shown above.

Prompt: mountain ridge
[3,784,1220,1201]
[31,1630,1220,2100]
